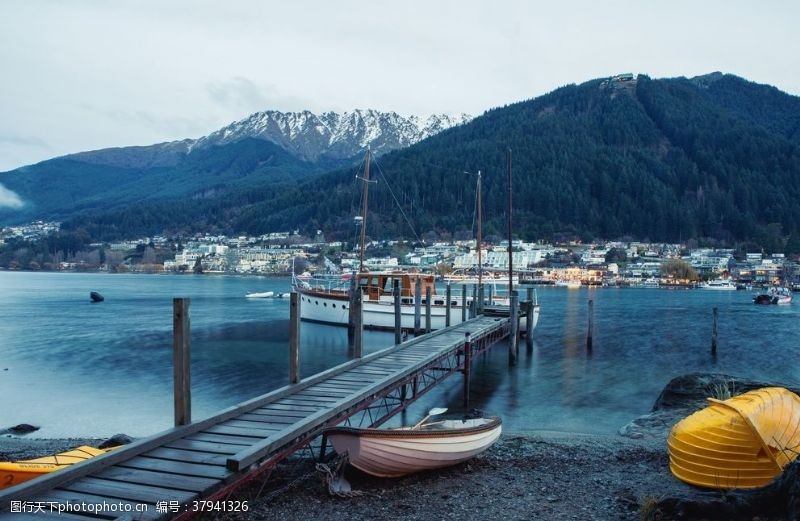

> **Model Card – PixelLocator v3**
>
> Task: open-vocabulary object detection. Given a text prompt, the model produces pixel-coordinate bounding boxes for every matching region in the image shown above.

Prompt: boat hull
[326,417,502,477]
[297,289,539,332]
[0,446,111,490]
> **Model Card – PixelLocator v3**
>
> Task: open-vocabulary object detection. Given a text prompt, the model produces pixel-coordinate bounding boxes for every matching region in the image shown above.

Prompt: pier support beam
[425,286,432,333]
[525,287,534,351]
[461,284,467,323]
[353,289,363,358]
[509,291,519,366]
[394,280,402,345]
[173,298,191,427]
[711,306,718,356]
[470,285,478,318]
[487,284,494,307]
[347,271,357,345]
[587,299,594,353]
[445,283,452,327]
[463,332,472,408]
[477,284,485,315]
[289,292,301,384]
[414,277,422,336]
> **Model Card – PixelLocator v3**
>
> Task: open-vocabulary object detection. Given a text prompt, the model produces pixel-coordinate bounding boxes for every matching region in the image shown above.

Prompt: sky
[0,0,798,175]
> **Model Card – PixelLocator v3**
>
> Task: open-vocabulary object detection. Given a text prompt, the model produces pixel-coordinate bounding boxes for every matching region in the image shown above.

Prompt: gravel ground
[235,431,703,521]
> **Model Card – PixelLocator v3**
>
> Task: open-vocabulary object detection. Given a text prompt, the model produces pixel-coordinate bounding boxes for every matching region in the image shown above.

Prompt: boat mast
[358,148,371,273]
[477,171,482,287]
[507,148,513,294]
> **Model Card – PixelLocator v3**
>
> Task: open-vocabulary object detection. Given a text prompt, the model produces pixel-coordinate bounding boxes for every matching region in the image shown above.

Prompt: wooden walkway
[0,315,511,520]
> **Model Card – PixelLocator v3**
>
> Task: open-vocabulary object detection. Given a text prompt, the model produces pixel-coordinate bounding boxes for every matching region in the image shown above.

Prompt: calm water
[1,271,799,438]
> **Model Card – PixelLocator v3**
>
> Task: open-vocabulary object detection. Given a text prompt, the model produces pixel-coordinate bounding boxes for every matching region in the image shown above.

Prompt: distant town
[1,220,797,288]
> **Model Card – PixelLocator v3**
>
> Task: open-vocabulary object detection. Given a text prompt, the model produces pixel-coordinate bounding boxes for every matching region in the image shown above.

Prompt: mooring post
[425,286,432,333]
[526,287,534,351]
[461,284,468,323]
[477,283,485,315]
[463,331,472,408]
[353,289,363,358]
[347,271,357,344]
[173,297,191,427]
[472,284,478,318]
[587,299,594,352]
[711,306,718,356]
[289,291,300,384]
[414,277,422,336]
[510,290,519,358]
[394,279,402,345]
[487,284,494,307]
[445,283,452,327]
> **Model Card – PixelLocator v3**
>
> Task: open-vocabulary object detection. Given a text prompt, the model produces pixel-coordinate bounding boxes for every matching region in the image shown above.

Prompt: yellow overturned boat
[0,445,111,490]
[668,387,800,489]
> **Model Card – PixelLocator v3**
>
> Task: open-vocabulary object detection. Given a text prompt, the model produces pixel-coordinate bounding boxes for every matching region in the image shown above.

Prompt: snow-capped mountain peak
[192,109,471,161]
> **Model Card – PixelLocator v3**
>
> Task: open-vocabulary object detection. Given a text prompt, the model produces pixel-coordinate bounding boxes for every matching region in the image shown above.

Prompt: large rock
[99,434,133,449]
[0,424,40,436]
[620,373,800,440]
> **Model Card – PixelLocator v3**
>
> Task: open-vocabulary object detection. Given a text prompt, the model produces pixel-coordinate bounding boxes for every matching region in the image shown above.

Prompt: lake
[1,271,798,438]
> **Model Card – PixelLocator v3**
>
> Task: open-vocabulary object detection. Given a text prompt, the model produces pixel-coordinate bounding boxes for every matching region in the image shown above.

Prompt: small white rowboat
[325,416,502,478]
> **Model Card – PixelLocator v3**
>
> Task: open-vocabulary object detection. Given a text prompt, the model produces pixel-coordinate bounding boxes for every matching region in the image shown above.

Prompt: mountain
[61,72,800,249]
[192,109,472,162]
[0,110,470,224]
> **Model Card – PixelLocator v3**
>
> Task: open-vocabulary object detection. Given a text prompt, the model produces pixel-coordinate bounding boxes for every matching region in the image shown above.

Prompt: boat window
[323,302,327,307]
[451,301,458,306]
[383,277,393,291]
[359,277,369,286]
[435,300,444,305]
[315,300,319,305]
[371,277,379,286]
[332,304,336,308]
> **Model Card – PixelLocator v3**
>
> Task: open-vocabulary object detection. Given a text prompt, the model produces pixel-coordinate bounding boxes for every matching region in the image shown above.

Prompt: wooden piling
[509,291,519,365]
[289,292,300,384]
[487,284,494,307]
[470,284,477,318]
[353,289,363,358]
[587,299,594,352]
[711,306,718,355]
[445,283,452,327]
[477,284,485,314]
[461,284,467,323]
[414,277,422,336]
[173,298,191,427]
[463,332,472,408]
[347,271,357,343]
[425,286,432,333]
[525,287,534,351]
[394,279,402,345]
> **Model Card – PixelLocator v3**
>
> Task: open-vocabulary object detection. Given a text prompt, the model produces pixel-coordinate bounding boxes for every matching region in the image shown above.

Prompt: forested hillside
[62,73,800,246]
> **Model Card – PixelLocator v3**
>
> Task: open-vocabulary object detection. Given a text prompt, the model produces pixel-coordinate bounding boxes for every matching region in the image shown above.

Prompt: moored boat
[700,279,736,290]
[668,387,800,489]
[0,446,113,490]
[245,291,274,298]
[753,287,792,305]
[326,416,502,478]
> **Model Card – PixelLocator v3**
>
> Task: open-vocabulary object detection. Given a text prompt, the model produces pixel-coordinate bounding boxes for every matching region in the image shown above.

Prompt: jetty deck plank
[0,315,510,520]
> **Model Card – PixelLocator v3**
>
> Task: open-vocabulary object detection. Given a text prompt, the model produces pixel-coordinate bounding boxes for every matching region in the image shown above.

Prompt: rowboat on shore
[0,445,113,490]
[668,387,800,489]
[325,414,502,478]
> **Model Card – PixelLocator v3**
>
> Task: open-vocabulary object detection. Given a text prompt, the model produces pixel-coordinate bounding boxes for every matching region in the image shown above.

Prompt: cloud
[206,77,324,114]
[0,135,51,149]
[0,183,24,209]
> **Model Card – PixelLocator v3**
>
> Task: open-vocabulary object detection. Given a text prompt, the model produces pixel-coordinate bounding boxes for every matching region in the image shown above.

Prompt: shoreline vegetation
[3,374,798,520]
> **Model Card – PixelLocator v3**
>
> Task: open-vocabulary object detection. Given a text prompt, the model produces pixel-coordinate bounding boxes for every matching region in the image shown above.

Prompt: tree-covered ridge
[62,73,800,246]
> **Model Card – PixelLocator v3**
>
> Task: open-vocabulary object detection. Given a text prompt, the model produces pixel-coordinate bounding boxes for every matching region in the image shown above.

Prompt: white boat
[295,271,540,331]
[555,279,581,288]
[245,291,274,298]
[326,416,502,477]
[700,279,736,290]
[294,149,540,332]
[754,287,793,305]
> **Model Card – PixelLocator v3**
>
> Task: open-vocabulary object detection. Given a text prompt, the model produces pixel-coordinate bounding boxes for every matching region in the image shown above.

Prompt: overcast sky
[0,0,798,172]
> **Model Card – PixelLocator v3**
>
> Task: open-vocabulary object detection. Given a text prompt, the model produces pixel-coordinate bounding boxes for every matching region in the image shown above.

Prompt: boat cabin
[357,272,437,303]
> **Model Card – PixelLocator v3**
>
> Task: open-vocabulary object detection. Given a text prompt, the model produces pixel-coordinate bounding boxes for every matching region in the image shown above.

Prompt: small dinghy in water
[668,387,800,489]
[326,410,501,478]
[90,291,104,303]
[245,291,274,298]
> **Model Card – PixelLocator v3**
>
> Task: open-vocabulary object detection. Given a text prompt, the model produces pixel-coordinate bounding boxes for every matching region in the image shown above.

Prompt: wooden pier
[0,311,516,520]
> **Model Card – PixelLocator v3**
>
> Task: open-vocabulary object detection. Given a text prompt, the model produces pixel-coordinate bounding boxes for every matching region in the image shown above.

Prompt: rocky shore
[2,374,798,520]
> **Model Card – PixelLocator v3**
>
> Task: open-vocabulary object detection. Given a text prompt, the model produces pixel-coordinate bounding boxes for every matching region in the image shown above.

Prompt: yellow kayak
[668,387,800,489]
[0,445,112,490]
